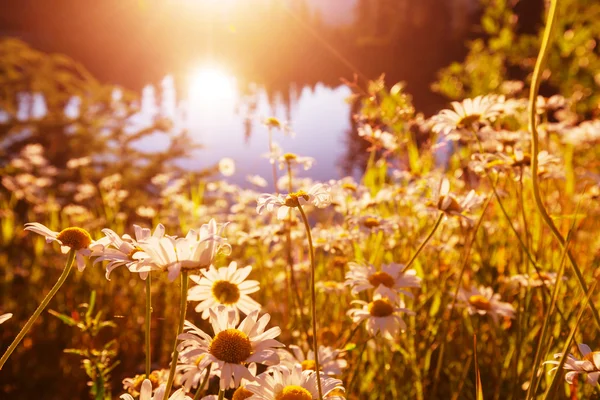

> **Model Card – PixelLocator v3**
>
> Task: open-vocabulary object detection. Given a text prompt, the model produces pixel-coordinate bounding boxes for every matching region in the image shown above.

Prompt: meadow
[2,1,600,399]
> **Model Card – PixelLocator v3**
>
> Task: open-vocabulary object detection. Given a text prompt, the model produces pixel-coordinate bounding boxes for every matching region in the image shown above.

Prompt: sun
[188,65,237,106]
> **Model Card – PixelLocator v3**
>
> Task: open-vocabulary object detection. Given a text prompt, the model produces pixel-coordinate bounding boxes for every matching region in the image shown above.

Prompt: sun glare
[188,66,237,107]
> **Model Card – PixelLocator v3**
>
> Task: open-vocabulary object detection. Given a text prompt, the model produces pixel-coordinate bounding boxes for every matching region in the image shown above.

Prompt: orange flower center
[368,299,395,317]
[275,385,312,400]
[212,280,241,305]
[56,227,92,250]
[209,329,252,364]
[468,295,491,311]
[368,271,395,288]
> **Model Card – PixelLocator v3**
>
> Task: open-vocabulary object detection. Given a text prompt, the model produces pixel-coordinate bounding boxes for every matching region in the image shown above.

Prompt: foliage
[434,0,600,114]
[49,291,119,400]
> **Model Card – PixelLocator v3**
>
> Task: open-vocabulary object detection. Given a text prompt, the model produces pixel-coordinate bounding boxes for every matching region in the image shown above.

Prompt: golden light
[187,65,237,108]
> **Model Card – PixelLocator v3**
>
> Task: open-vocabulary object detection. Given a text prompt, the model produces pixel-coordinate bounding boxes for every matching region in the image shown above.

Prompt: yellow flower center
[368,271,396,288]
[275,385,313,400]
[212,280,241,305]
[468,295,491,311]
[265,117,282,129]
[457,113,481,128]
[126,372,160,395]
[362,217,380,229]
[531,272,551,282]
[127,246,143,260]
[56,227,92,250]
[342,183,357,192]
[209,329,252,364]
[284,191,309,207]
[368,299,395,317]
[232,386,254,400]
[284,153,298,161]
[301,359,316,371]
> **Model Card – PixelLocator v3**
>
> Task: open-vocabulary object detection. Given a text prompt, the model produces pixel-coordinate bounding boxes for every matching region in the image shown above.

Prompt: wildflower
[347,294,414,340]
[0,313,12,325]
[219,158,236,177]
[430,95,503,138]
[432,178,484,220]
[509,271,561,288]
[345,262,421,302]
[120,378,190,400]
[264,117,282,129]
[544,344,600,385]
[93,224,165,280]
[136,219,230,281]
[315,280,346,295]
[246,175,268,188]
[278,153,316,171]
[455,285,515,324]
[279,345,348,376]
[187,261,261,322]
[348,215,396,235]
[177,307,284,390]
[256,184,331,220]
[245,365,345,400]
[358,125,398,151]
[24,223,102,271]
[176,354,221,392]
[123,371,164,397]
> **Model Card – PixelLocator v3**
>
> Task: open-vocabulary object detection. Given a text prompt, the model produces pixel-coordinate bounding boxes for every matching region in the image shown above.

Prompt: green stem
[192,363,212,400]
[218,389,225,400]
[404,212,443,270]
[164,271,189,396]
[297,204,324,400]
[527,0,600,329]
[145,273,152,378]
[0,249,75,370]
[268,127,279,195]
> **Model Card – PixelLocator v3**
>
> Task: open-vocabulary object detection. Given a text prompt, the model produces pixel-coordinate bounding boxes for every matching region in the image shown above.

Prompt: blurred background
[0,0,545,183]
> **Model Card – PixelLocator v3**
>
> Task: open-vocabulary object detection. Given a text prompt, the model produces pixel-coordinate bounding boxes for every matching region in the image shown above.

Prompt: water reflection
[177,63,353,186]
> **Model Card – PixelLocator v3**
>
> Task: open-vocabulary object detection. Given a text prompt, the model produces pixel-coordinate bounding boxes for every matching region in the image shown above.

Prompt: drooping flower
[345,262,421,302]
[176,307,284,390]
[93,224,165,280]
[245,365,345,400]
[278,345,347,376]
[455,285,515,324]
[256,184,331,220]
[188,261,261,322]
[24,223,103,271]
[347,294,414,340]
[544,344,600,385]
[135,219,231,281]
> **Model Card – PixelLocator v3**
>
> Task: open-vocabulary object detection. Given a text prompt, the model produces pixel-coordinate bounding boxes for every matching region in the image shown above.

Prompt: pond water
[182,68,354,185]
[2,0,483,185]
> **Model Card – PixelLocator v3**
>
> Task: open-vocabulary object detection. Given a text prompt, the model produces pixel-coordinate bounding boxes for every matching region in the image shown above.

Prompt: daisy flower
[544,344,600,385]
[24,223,103,271]
[345,262,421,302]
[430,95,503,138]
[432,178,484,221]
[176,307,284,390]
[245,365,345,400]
[136,219,230,281]
[93,224,165,280]
[176,355,220,393]
[509,271,562,288]
[279,345,347,376]
[278,153,315,171]
[187,261,261,322]
[347,294,414,340]
[120,379,190,400]
[455,285,515,324]
[256,184,331,220]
